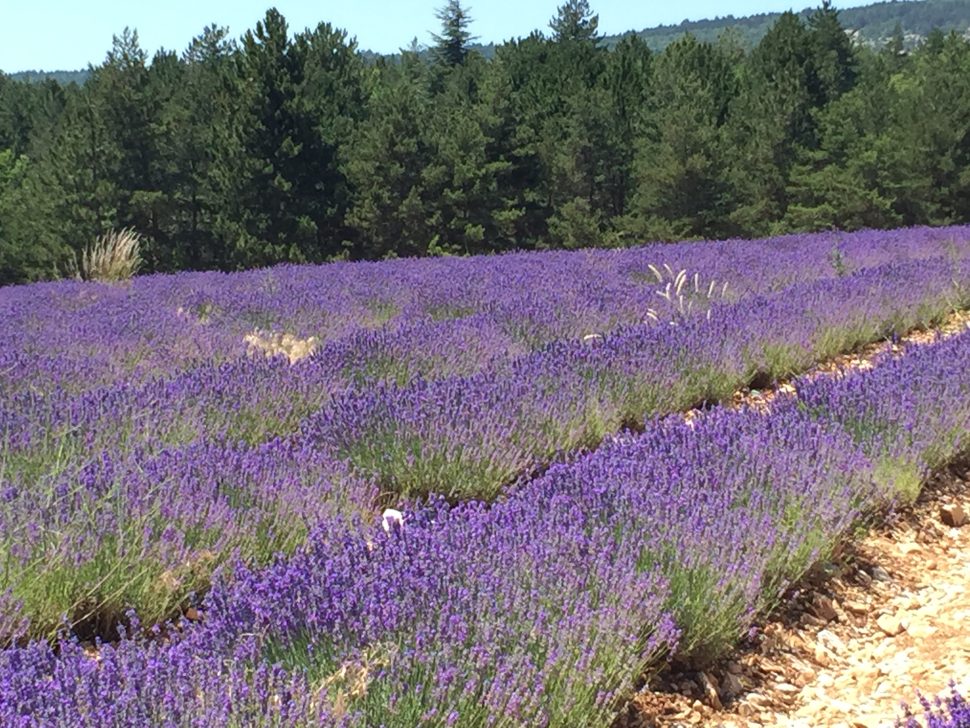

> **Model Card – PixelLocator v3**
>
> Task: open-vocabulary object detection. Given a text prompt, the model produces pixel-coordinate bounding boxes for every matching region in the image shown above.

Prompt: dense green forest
[1,0,970,283]
[6,70,91,85]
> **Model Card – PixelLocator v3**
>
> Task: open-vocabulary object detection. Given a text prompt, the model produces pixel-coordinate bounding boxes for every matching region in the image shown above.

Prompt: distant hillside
[615,0,970,51]
[378,0,970,61]
[6,69,89,85]
[7,0,970,81]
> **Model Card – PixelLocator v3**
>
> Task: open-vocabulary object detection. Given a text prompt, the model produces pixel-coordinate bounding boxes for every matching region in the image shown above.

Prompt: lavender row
[0,404,874,726]
[0,440,374,642]
[2,226,966,399]
[1,255,967,638]
[305,256,970,500]
[4,249,966,493]
[3,229,968,462]
[3,324,970,726]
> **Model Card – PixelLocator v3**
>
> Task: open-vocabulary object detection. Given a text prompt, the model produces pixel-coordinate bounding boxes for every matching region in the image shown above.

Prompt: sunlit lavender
[1,226,969,726]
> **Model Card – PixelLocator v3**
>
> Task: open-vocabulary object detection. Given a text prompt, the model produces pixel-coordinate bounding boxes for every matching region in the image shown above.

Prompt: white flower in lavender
[382,508,404,534]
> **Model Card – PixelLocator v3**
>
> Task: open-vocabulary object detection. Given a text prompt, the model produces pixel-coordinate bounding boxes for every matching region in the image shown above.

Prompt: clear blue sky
[3,0,872,73]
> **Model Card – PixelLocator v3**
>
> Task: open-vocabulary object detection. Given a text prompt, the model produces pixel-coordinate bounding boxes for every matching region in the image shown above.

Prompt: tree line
[1,0,969,284]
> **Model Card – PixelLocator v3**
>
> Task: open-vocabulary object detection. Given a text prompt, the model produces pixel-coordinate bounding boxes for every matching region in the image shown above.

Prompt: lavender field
[2,226,970,726]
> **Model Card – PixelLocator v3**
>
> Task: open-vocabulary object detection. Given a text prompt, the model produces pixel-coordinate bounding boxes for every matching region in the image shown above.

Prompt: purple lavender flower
[899,684,970,728]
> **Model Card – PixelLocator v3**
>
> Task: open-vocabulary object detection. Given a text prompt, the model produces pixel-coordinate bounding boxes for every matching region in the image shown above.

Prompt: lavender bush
[2,226,966,399]
[0,441,374,642]
[0,255,964,637]
[2,228,970,641]
[2,317,969,725]
[1,226,970,725]
[305,257,970,500]
[798,324,970,502]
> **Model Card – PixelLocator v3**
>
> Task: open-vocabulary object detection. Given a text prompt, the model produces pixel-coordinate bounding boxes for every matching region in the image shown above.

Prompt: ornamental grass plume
[76,228,142,282]
[645,263,729,324]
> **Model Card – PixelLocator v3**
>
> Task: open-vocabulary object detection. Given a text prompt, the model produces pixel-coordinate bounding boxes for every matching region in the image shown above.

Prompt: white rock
[817,629,847,655]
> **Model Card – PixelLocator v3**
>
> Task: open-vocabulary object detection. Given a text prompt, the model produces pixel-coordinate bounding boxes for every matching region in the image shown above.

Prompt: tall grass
[71,228,142,282]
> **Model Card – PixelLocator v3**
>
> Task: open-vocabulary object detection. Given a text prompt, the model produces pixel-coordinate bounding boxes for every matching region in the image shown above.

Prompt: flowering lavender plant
[2,227,970,641]
[2,319,968,725]
[899,684,970,728]
[1,227,970,726]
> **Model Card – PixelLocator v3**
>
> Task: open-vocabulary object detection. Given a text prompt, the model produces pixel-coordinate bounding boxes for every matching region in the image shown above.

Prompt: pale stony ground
[723,465,970,728]
[625,312,970,728]
[244,329,319,363]
[785,490,970,727]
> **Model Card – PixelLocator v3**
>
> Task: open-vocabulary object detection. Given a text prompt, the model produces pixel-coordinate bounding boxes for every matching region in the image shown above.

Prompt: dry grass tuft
[72,228,143,283]
[645,264,729,324]
[312,644,397,720]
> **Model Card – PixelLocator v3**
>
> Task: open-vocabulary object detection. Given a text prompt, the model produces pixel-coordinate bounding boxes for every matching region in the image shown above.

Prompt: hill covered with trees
[628,0,970,51]
[1,0,969,284]
[6,69,91,85]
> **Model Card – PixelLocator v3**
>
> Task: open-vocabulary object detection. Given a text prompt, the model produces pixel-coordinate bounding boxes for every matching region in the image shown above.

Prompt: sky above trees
[3,0,876,71]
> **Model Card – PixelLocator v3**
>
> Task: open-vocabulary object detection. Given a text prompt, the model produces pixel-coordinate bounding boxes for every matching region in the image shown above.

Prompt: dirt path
[624,312,970,728]
[784,466,970,728]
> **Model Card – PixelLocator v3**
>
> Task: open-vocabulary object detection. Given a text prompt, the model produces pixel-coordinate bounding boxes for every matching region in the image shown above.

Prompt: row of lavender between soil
[2,319,969,727]
[5,228,969,457]
[303,255,970,500]
[8,252,970,464]
[2,252,969,641]
[2,226,967,402]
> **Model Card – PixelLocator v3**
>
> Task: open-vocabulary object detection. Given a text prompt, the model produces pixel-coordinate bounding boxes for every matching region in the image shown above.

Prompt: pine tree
[149,25,236,270]
[479,34,551,248]
[601,35,652,223]
[882,33,970,225]
[549,0,599,43]
[725,12,815,233]
[344,55,437,257]
[292,22,367,256]
[886,23,906,60]
[783,83,901,231]
[624,35,737,240]
[0,76,41,157]
[211,9,365,267]
[432,1,477,67]
[9,29,156,271]
[0,149,57,283]
[807,0,858,107]
[220,8,301,266]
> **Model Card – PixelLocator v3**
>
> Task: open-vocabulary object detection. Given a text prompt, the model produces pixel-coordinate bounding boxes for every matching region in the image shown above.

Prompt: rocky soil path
[784,466,970,727]
[624,312,970,728]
